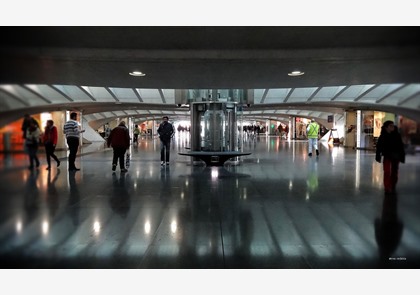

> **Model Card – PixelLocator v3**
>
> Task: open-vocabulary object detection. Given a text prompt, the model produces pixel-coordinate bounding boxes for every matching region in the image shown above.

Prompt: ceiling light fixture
[288,70,304,77]
[129,71,146,77]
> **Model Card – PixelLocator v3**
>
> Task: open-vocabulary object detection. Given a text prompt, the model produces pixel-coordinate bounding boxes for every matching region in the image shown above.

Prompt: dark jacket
[107,125,130,149]
[21,117,40,139]
[376,129,405,163]
[157,121,174,142]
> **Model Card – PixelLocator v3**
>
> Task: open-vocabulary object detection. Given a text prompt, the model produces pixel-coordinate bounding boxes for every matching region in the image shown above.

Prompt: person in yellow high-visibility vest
[306,118,320,157]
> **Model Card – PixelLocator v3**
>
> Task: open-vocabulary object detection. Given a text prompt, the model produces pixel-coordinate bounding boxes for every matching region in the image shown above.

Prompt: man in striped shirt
[63,112,85,171]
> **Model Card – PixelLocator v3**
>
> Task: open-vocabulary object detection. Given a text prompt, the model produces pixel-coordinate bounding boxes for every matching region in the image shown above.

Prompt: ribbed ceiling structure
[1,27,420,126]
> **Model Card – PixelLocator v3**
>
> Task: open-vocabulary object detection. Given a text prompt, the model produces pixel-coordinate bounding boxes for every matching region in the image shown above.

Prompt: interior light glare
[129,71,146,77]
[288,71,305,76]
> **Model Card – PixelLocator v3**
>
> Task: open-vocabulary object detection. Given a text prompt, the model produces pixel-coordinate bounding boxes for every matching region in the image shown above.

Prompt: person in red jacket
[43,119,60,170]
[107,121,130,172]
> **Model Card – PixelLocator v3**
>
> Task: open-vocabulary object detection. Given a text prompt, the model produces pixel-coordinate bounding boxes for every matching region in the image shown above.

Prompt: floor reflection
[46,169,61,218]
[67,171,81,226]
[0,137,419,268]
[374,193,403,262]
[24,169,40,224]
[110,172,131,218]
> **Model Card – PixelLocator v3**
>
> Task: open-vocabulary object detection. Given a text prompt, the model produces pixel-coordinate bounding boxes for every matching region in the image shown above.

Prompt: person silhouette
[21,113,39,139]
[375,120,406,194]
[107,121,130,172]
[157,116,175,166]
[24,120,41,169]
[63,112,85,172]
[133,124,140,144]
[307,118,320,157]
[43,119,61,170]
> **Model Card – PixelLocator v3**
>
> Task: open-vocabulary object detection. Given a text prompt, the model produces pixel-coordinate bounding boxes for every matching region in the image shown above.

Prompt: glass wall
[187,89,246,103]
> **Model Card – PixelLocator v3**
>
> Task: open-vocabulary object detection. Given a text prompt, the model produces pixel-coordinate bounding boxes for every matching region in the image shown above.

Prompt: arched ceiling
[1,27,420,127]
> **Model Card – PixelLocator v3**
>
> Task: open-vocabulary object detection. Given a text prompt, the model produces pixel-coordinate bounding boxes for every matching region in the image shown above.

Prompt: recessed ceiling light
[129,71,146,77]
[288,70,304,76]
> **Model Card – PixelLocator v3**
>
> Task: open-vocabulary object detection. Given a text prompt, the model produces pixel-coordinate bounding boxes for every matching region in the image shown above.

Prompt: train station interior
[1,21,419,294]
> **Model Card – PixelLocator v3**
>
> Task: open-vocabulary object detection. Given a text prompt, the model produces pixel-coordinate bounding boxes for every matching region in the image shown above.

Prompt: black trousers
[26,144,39,168]
[160,139,170,162]
[66,137,80,170]
[112,147,127,169]
[44,142,59,167]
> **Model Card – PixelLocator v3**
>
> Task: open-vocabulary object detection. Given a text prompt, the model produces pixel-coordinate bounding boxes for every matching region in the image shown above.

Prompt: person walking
[133,124,140,144]
[25,121,41,169]
[284,124,289,140]
[107,121,130,172]
[307,118,320,157]
[277,124,283,138]
[157,116,175,165]
[375,120,406,194]
[63,112,85,172]
[43,119,60,170]
[21,113,39,139]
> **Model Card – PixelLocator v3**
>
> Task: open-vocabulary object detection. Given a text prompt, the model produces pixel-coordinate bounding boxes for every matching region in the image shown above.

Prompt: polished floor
[1,133,420,269]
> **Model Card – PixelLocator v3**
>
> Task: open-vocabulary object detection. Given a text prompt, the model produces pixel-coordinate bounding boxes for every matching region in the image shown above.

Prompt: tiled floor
[1,134,419,269]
